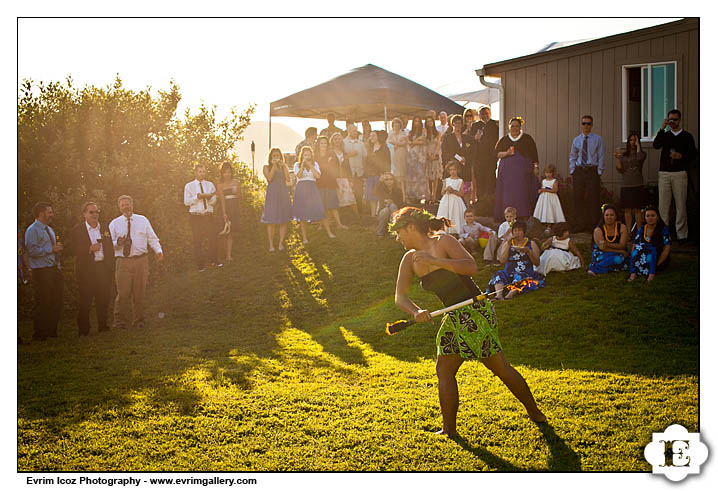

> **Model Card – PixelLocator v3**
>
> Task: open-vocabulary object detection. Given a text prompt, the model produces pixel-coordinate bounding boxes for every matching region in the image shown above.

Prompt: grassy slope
[17,217,699,471]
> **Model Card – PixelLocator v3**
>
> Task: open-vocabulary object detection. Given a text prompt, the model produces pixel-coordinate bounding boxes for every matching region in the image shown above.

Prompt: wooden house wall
[495,24,698,198]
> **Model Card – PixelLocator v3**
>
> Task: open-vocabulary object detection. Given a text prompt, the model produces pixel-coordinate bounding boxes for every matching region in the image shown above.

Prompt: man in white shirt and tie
[109,195,163,329]
[184,164,221,272]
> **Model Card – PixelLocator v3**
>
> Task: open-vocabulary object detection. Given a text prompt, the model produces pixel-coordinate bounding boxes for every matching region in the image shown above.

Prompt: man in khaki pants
[109,195,164,329]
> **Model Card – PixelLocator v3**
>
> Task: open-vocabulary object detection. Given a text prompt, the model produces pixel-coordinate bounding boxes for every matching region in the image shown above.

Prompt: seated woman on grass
[628,205,671,283]
[587,204,629,275]
[487,221,545,300]
[390,207,545,436]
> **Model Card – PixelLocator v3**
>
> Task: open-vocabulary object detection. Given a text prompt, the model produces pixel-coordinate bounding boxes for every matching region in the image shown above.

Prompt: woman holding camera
[261,148,293,252]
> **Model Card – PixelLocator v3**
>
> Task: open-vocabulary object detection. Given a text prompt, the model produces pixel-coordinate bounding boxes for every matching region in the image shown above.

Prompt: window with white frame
[622,62,677,141]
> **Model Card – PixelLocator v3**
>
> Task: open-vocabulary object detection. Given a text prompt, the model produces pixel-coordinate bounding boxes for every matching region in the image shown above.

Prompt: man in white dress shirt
[68,201,115,336]
[109,195,163,329]
[184,164,220,272]
[436,111,449,135]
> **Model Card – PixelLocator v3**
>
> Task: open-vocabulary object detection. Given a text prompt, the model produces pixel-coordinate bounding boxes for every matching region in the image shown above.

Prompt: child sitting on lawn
[482,206,516,266]
[536,222,584,275]
[458,209,498,263]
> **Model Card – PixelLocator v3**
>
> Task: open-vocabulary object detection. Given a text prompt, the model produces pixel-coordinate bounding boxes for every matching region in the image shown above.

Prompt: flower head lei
[388,207,434,234]
[510,116,525,126]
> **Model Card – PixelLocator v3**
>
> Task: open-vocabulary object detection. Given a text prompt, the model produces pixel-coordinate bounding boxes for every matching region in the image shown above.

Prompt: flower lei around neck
[511,237,529,248]
[603,223,618,243]
[387,208,434,234]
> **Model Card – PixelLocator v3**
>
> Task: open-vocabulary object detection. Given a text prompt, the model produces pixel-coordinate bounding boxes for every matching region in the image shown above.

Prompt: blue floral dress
[487,240,545,294]
[630,224,671,275]
[588,224,628,274]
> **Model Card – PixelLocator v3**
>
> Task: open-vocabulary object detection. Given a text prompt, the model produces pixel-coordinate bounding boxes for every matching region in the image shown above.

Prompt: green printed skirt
[436,299,502,359]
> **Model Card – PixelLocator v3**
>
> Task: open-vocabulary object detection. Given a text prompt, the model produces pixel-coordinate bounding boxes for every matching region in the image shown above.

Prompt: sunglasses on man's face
[581,122,592,126]
[87,210,100,214]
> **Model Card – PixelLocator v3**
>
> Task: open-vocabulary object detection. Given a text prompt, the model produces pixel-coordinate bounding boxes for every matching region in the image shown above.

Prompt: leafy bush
[18,76,259,310]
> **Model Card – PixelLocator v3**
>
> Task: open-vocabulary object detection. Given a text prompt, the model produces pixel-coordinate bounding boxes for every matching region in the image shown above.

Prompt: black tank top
[419,269,482,307]
[592,222,623,246]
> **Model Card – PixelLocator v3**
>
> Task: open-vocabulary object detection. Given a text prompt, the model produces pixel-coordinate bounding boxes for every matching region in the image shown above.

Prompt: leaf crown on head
[387,207,434,234]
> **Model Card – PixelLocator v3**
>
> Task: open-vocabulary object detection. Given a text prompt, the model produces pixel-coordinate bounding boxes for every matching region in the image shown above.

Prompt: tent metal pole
[384,104,388,131]
[269,110,272,149]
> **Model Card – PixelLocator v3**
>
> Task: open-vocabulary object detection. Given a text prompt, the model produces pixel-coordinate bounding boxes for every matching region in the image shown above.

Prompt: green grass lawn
[17,217,699,471]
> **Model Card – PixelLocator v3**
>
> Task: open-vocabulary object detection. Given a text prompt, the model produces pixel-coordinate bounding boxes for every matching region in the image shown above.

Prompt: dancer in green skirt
[390,207,546,436]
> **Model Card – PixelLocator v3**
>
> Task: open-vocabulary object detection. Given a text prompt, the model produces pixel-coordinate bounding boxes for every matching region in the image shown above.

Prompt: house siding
[484,19,698,198]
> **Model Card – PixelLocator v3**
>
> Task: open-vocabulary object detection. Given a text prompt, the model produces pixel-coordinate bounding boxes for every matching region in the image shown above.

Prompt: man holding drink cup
[652,109,697,242]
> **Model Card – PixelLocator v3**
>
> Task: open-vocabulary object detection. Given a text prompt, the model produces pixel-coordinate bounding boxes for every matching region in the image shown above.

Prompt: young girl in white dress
[436,161,466,234]
[533,164,565,231]
[536,222,584,275]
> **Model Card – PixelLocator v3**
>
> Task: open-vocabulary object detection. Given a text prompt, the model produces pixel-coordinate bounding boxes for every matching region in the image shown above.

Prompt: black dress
[440,133,473,182]
[220,183,241,234]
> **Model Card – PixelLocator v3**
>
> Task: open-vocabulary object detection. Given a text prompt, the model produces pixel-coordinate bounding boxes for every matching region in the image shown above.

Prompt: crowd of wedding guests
[17,108,695,343]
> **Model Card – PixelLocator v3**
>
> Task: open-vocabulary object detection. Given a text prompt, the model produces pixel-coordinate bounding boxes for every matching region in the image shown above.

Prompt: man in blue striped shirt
[569,115,605,232]
[24,201,64,341]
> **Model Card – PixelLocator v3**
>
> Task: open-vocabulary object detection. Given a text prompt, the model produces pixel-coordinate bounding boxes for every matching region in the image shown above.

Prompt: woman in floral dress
[425,115,442,203]
[406,115,430,202]
[487,220,545,300]
[330,132,358,215]
[628,205,671,282]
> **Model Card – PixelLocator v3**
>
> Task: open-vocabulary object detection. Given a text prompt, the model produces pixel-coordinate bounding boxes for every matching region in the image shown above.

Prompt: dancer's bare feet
[268,247,275,253]
[647,274,655,282]
[328,233,336,239]
[587,270,597,276]
[434,429,458,437]
[338,224,349,230]
[627,273,637,282]
[529,410,547,423]
[505,289,519,300]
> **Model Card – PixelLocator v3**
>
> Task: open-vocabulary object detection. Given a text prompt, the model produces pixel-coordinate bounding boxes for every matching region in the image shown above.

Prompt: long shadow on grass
[538,423,582,471]
[451,436,526,471]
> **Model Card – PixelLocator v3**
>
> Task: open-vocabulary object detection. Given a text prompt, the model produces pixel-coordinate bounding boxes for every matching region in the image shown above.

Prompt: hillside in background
[232,120,301,178]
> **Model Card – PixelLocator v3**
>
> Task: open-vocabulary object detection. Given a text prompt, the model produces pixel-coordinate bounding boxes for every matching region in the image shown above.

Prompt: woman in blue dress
[487,221,545,300]
[261,148,293,252]
[587,204,629,275]
[628,205,671,282]
[292,146,335,244]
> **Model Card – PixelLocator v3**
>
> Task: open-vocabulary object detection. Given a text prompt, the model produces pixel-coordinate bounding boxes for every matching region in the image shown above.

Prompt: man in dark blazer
[69,201,115,336]
[471,106,499,196]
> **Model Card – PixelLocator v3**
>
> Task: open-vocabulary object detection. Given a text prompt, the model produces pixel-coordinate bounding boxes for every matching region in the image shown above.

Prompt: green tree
[18,75,257,306]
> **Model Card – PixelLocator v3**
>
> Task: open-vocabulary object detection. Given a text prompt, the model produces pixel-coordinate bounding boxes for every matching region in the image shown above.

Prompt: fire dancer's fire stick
[385,278,539,336]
